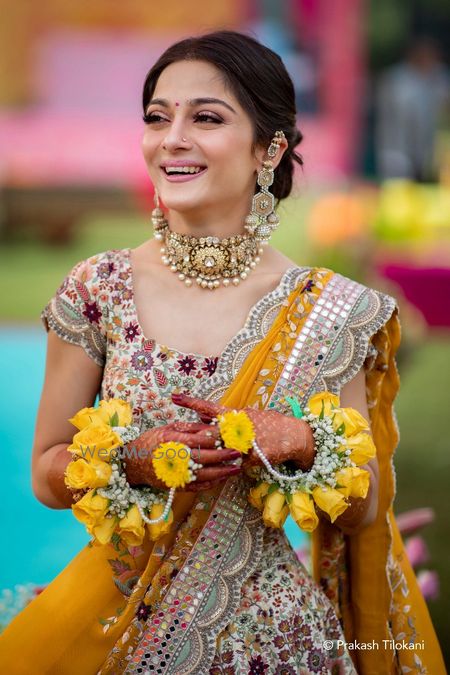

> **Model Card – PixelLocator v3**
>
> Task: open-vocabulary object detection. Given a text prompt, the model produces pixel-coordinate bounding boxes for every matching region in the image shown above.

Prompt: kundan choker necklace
[160,229,264,289]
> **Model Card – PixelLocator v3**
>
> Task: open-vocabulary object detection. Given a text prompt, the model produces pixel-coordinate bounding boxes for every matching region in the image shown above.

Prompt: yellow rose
[147,503,174,541]
[262,489,289,529]
[307,391,340,417]
[99,399,133,427]
[332,407,370,437]
[92,515,118,545]
[340,432,376,465]
[119,505,145,547]
[65,459,112,490]
[69,406,105,430]
[312,486,348,523]
[289,491,319,533]
[335,467,370,499]
[67,423,122,462]
[72,490,109,533]
[248,482,270,511]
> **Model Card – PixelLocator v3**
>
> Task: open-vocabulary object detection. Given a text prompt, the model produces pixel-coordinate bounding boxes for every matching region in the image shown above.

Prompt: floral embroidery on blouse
[41,249,221,432]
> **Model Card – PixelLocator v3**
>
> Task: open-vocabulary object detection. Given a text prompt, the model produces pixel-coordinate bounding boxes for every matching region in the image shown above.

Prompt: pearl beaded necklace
[152,208,265,289]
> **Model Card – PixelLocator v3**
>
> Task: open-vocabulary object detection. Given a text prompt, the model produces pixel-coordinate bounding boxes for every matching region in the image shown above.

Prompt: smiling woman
[0,30,445,675]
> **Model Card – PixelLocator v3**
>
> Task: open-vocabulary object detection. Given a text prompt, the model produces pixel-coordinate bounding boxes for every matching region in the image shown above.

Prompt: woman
[0,31,445,674]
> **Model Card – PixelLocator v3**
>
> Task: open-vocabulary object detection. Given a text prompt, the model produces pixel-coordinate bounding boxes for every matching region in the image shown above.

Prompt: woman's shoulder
[309,266,397,310]
[65,248,131,285]
[284,264,399,351]
[40,248,131,367]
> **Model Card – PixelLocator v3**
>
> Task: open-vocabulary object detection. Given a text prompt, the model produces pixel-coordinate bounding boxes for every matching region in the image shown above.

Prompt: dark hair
[142,30,303,200]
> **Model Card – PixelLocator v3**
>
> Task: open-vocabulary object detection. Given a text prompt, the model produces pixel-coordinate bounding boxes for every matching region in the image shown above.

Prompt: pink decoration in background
[0,29,182,189]
[380,265,450,328]
[417,570,440,601]
[405,536,430,567]
[396,507,435,535]
[287,0,366,179]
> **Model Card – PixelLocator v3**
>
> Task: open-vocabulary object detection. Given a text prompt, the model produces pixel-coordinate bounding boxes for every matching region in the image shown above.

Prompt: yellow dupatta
[0,269,445,674]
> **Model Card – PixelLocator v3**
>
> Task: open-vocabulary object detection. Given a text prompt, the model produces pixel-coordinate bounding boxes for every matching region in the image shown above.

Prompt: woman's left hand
[171,393,315,470]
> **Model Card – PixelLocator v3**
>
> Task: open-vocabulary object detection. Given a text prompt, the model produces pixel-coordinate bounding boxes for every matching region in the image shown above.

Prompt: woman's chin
[160,193,211,217]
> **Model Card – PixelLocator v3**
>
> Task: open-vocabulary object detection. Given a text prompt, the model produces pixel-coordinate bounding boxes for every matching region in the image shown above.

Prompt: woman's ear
[254,136,289,171]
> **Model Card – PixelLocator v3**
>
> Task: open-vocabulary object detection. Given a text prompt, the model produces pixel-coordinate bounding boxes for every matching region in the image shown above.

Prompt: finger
[171,421,212,433]
[195,448,241,465]
[195,465,241,481]
[171,393,225,419]
[164,430,219,449]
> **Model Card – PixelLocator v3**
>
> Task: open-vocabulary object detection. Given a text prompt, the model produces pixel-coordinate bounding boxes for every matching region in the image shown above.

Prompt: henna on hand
[170,393,316,471]
[124,423,241,491]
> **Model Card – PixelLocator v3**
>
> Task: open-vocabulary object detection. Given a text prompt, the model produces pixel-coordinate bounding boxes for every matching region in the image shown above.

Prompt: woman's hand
[124,421,241,492]
[171,393,315,471]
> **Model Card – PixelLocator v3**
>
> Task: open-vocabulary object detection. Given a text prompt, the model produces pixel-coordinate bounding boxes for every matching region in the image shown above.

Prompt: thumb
[171,393,226,419]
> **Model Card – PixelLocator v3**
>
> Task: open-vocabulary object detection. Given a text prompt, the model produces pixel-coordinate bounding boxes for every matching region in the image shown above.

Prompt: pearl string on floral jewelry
[215,399,368,496]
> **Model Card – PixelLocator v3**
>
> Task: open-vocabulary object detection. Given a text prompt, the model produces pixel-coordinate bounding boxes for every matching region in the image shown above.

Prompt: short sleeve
[41,253,110,367]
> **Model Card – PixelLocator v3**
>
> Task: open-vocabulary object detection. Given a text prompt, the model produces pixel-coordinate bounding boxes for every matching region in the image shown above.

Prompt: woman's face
[142,59,261,224]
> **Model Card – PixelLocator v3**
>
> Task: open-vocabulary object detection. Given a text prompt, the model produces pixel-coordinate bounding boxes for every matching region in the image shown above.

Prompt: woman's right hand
[124,421,241,492]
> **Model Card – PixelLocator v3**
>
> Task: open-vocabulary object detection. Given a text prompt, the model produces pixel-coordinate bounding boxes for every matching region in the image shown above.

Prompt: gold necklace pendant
[160,230,264,289]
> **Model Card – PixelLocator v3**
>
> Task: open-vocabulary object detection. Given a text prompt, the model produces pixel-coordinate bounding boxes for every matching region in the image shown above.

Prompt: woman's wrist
[289,418,316,471]
[331,469,376,534]
[33,444,75,509]
[123,432,167,490]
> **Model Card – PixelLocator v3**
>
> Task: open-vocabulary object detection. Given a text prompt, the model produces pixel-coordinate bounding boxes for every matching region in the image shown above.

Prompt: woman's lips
[161,167,207,183]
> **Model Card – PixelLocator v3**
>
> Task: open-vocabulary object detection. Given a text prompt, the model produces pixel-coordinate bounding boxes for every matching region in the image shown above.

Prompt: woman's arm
[330,368,379,535]
[31,330,103,509]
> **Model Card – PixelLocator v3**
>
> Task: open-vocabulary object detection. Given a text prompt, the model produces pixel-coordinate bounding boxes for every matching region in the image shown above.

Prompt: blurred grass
[0,214,150,320]
[0,206,448,657]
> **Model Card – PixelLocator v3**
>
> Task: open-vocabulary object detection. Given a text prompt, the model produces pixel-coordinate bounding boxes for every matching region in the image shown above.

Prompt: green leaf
[110,411,119,427]
[267,483,280,494]
[285,492,293,504]
[335,423,346,436]
[285,396,304,419]
[319,400,325,420]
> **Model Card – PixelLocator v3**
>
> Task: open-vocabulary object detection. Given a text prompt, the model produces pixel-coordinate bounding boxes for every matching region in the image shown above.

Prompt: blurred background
[0,0,449,661]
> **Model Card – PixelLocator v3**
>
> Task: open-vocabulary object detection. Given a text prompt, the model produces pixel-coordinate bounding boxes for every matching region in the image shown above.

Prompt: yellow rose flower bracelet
[64,399,202,546]
[217,392,376,533]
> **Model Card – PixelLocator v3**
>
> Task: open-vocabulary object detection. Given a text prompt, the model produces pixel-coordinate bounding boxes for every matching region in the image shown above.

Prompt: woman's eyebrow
[188,97,237,114]
[147,98,170,109]
[146,97,236,114]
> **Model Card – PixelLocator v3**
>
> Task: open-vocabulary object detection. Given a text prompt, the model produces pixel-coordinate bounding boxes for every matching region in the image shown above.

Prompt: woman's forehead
[153,60,234,103]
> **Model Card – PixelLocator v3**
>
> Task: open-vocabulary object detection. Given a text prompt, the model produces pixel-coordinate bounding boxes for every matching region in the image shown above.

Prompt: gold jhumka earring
[152,131,285,289]
[244,130,285,244]
[151,188,168,242]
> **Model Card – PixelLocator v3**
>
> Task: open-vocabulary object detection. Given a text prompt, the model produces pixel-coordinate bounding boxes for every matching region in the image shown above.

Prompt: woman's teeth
[164,166,203,174]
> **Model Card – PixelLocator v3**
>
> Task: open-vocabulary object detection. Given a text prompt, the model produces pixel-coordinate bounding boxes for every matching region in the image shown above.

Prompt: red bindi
[175,102,180,107]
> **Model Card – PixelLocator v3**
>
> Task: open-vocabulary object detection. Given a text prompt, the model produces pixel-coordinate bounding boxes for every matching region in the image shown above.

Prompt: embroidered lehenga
[0,249,445,674]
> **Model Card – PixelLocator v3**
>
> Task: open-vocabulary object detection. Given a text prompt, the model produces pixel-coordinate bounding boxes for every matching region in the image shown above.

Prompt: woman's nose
[162,120,192,152]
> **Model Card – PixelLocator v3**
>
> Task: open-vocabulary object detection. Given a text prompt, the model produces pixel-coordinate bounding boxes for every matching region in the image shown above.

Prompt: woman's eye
[194,113,222,124]
[143,112,169,124]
